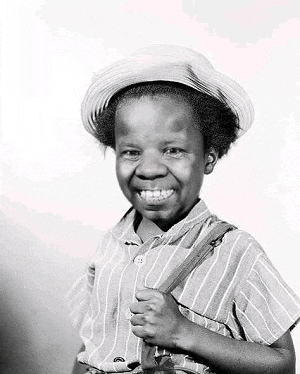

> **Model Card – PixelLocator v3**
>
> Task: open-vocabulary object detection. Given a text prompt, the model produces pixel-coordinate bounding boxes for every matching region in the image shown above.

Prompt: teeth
[140,189,174,201]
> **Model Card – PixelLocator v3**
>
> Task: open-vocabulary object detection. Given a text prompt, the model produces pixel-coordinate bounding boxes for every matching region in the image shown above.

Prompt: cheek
[175,160,204,192]
[173,158,203,180]
[115,161,132,188]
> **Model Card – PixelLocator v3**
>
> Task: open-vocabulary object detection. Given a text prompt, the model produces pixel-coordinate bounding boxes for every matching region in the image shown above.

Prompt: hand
[129,288,187,348]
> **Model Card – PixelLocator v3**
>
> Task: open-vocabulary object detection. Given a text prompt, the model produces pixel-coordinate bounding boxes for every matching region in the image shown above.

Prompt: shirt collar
[111,199,212,244]
[165,199,212,238]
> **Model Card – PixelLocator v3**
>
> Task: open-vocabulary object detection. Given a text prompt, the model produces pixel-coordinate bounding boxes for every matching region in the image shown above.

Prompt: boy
[69,45,300,374]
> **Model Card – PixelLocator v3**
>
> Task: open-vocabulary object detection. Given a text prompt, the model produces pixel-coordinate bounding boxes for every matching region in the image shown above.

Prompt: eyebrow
[116,141,140,148]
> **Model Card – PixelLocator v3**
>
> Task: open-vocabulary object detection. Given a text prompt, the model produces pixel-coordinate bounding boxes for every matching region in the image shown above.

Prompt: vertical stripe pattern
[68,200,300,373]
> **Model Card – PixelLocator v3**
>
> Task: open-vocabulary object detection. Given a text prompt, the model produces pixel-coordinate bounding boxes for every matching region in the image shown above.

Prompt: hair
[93,81,240,158]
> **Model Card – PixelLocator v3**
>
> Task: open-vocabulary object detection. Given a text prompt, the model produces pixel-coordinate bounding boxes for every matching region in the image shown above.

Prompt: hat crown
[130,44,214,71]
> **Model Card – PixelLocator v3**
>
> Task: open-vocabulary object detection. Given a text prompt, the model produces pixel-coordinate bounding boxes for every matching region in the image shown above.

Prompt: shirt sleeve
[66,228,117,331]
[67,260,96,331]
[234,251,300,345]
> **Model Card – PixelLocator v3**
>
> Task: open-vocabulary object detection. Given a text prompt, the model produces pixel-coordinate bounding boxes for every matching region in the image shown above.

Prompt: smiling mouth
[138,189,174,203]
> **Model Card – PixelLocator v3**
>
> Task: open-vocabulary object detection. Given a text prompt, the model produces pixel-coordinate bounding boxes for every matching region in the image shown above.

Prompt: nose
[135,152,168,180]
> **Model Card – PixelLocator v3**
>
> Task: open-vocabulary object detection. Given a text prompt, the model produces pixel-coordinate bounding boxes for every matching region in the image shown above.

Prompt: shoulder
[219,227,265,263]
[212,227,267,288]
[92,207,136,258]
[225,228,300,311]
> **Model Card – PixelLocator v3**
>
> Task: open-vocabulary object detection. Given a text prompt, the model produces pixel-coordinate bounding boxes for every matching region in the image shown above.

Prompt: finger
[130,314,146,326]
[131,325,146,339]
[135,288,160,301]
[130,301,149,314]
[130,300,156,314]
[131,325,154,341]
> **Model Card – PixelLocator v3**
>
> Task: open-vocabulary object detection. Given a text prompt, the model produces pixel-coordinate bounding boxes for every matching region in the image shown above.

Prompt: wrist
[174,316,199,351]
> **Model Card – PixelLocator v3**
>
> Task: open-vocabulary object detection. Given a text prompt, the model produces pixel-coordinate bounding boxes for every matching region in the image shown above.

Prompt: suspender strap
[158,222,236,294]
[141,221,236,373]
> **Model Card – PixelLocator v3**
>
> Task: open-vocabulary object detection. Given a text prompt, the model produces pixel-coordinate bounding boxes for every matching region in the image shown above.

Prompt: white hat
[81,44,254,137]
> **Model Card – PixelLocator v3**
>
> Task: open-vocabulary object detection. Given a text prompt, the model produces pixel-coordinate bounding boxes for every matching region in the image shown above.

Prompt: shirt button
[113,357,125,362]
[134,255,146,266]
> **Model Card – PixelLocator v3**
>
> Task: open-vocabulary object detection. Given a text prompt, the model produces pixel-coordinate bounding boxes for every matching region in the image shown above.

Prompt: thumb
[136,275,155,291]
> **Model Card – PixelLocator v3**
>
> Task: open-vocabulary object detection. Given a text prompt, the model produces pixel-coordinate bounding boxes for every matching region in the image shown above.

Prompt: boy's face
[114,94,217,230]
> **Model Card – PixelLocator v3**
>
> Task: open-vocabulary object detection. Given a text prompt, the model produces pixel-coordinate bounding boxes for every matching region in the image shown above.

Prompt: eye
[121,150,140,160]
[164,147,185,158]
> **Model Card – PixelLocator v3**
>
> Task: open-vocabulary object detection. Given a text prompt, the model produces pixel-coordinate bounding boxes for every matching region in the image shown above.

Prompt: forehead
[115,94,198,136]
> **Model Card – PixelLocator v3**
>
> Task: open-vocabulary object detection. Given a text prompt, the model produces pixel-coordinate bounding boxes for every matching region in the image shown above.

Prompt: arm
[130,289,296,374]
[177,313,295,374]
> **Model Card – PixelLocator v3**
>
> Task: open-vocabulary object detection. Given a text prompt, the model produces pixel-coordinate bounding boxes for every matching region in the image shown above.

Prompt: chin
[144,210,176,228]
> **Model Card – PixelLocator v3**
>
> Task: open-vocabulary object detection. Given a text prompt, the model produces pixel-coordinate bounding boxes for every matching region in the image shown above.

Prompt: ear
[204,148,218,175]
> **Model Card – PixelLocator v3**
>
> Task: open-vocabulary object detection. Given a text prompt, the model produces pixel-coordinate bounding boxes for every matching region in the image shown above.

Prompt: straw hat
[81,44,254,137]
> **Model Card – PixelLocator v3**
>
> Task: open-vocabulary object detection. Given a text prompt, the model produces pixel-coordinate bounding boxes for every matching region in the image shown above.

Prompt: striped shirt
[68,200,300,373]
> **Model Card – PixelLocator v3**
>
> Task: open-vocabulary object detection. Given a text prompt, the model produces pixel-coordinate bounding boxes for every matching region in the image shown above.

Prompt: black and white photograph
[1,1,300,373]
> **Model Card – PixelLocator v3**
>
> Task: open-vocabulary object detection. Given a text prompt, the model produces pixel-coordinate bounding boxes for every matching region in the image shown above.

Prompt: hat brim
[81,45,254,138]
